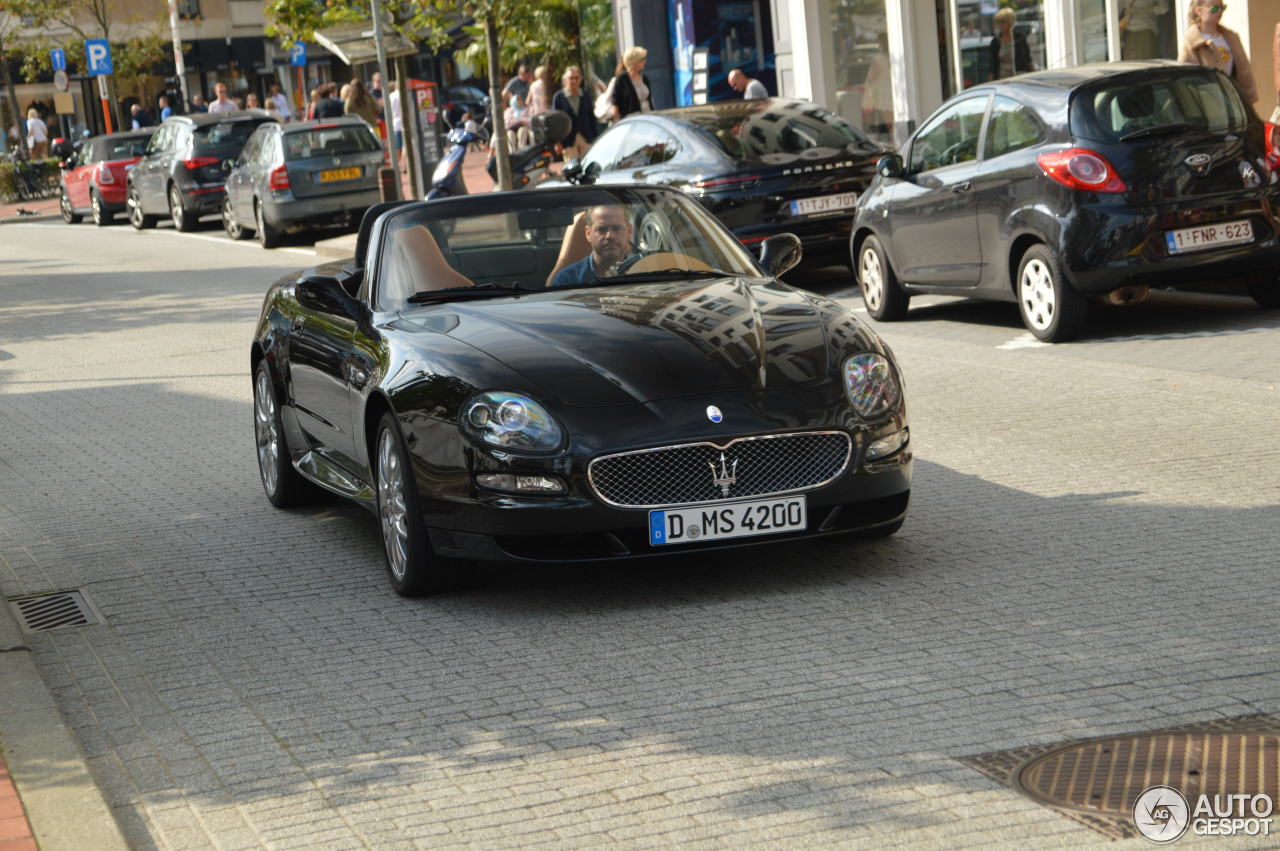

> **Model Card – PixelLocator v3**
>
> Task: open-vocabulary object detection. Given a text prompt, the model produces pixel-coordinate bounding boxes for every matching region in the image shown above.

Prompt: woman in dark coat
[988,7,1033,80]
[610,46,655,121]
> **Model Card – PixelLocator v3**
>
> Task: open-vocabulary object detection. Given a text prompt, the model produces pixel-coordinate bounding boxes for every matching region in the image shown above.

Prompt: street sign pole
[165,0,191,111]
[98,75,113,133]
[369,0,400,200]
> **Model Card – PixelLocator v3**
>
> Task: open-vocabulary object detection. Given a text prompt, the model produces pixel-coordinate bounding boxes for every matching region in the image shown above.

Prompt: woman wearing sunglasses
[1178,0,1258,106]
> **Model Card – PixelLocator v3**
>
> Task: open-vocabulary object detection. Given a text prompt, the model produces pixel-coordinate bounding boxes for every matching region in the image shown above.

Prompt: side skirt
[294,450,376,506]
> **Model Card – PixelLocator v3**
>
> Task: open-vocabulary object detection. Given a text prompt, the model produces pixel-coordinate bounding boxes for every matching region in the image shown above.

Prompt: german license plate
[319,167,361,183]
[1164,220,1252,254]
[648,496,806,546]
[790,192,858,217]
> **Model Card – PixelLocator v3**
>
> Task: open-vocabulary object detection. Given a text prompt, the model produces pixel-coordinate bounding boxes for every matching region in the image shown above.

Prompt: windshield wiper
[407,283,526,304]
[595,268,736,283]
[1119,122,1191,142]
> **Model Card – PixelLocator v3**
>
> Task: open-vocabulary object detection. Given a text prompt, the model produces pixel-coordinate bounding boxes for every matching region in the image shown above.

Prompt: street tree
[0,0,48,156]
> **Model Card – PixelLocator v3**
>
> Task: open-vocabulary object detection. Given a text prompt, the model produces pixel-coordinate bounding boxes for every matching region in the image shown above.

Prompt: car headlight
[461,392,564,453]
[843,353,900,419]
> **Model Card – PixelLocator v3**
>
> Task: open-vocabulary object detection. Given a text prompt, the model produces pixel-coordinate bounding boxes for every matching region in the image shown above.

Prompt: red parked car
[59,129,156,226]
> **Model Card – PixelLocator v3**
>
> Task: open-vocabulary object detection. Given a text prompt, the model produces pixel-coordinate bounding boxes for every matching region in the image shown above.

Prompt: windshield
[376,188,763,311]
[1070,70,1250,143]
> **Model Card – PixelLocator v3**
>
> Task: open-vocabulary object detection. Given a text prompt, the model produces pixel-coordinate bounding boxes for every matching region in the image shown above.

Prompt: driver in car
[551,205,637,287]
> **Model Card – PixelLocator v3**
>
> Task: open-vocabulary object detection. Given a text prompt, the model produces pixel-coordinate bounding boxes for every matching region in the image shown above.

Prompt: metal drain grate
[960,714,1280,840]
[8,590,99,632]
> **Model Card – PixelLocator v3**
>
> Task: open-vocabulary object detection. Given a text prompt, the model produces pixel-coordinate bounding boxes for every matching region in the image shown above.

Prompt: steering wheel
[613,250,654,275]
[614,250,717,275]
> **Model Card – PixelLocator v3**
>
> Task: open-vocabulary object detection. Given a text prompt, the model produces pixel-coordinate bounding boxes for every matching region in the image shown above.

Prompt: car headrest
[1116,89,1154,119]
[354,200,412,269]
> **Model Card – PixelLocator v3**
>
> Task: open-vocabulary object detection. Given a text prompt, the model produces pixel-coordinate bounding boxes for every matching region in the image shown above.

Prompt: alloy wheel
[860,246,884,311]
[169,186,185,230]
[91,192,104,225]
[1019,259,1056,331]
[127,187,143,228]
[59,188,73,222]
[222,198,241,239]
[253,370,280,496]
[377,429,410,581]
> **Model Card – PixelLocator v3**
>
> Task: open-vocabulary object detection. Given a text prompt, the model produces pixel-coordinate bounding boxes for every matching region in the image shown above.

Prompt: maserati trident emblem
[1184,153,1212,175]
[706,405,723,423]
[709,452,738,497]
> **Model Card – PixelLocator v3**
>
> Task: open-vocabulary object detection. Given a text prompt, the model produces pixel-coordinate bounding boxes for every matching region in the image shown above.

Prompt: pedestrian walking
[551,65,598,160]
[504,96,533,150]
[207,83,239,114]
[129,103,155,129]
[1179,0,1258,104]
[191,93,208,113]
[989,8,1034,78]
[503,64,533,108]
[158,95,173,121]
[344,79,381,127]
[527,65,552,116]
[370,72,384,102]
[610,47,654,122]
[268,83,293,121]
[388,79,405,170]
[246,93,262,110]
[25,108,48,159]
[316,84,345,119]
[728,68,769,99]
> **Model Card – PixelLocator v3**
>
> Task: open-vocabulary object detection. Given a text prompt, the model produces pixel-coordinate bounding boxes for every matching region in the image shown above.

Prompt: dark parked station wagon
[852,61,1280,341]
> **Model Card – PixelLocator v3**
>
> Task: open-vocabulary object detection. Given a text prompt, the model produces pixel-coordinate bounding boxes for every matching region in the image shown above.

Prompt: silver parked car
[222,117,384,248]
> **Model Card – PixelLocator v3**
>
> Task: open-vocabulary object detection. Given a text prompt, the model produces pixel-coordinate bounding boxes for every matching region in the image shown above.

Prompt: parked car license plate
[1165,220,1252,254]
[790,192,858,217]
[318,167,361,183]
[648,496,807,546]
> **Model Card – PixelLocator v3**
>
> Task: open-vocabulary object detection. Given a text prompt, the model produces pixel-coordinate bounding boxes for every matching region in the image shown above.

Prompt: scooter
[426,126,480,200]
[485,110,573,190]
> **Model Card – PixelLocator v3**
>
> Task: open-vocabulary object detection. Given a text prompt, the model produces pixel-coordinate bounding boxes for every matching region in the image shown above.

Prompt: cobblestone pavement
[1,222,1278,849]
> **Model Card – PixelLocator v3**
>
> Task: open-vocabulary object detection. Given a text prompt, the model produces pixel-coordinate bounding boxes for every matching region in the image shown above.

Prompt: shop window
[177,0,200,18]
[1119,0,1176,60]
[832,2,894,146]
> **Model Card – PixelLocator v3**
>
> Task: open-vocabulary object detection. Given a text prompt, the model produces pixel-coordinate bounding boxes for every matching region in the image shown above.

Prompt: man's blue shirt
[551,253,598,287]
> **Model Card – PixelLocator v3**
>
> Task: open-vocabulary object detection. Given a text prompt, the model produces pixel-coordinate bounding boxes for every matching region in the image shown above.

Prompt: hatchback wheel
[223,197,249,240]
[1016,244,1086,343]
[255,200,281,249]
[60,187,82,224]
[90,190,111,226]
[253,362,316,508]
[127,185,157,230]
[375,412,463,596]
[857,235,909,321]
[169,184,194,232]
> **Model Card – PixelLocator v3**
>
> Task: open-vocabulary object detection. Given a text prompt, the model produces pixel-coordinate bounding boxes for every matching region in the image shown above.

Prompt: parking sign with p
[85,39,113,76]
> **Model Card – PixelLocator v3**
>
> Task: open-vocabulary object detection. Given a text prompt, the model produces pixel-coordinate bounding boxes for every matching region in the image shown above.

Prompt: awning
[313,21,418,66]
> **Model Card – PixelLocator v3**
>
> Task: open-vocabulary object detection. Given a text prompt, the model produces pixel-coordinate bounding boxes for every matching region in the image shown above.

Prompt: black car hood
[432,277,831,407]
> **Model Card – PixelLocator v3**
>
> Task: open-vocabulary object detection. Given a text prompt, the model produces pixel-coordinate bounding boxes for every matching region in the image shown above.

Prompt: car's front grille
[587,431,852,508]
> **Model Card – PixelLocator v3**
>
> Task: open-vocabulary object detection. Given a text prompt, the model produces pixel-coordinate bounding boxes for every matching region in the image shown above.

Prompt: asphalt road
[1,220,1278,849]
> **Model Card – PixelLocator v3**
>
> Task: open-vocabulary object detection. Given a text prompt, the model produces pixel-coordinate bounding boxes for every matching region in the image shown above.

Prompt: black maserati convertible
[251,186,911,594]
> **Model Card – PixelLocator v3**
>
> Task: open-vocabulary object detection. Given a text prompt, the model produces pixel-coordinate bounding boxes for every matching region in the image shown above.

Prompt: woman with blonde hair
[610,46,654,122]
[526,65,552,116]
[1179,0,1257,104]
[988,7,1033,80]
[26,108,48,158]
[344,78,382,126]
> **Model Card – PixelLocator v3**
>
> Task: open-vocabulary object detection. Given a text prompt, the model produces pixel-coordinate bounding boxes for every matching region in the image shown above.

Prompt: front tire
[223,197,249,240]
[60,187,82,224]
[255,199,282,249]
[253,362,316,508]
[169,184,194,232]
[127,184,157,230]
[858,235,909,321]
[1016,244,1086,342]
[375,412,462,596]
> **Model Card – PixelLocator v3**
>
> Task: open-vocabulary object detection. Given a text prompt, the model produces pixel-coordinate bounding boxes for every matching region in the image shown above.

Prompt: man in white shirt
[207,83,239,114]
[728,68,768,100]
[267,82,292,120]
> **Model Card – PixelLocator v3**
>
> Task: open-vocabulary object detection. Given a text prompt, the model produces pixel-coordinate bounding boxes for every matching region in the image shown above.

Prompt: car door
[68,142,94,208]
[130,125,166,211]
[229,130,262,215]
[287,279,359,465]
[971,95,1047,290]
[140,124,176,213]
[887,94,989,286]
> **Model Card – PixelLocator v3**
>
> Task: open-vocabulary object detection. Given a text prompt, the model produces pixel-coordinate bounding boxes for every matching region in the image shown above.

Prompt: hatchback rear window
[1071,71,1249,142]
[283,125,381,160]
[193,119,273,150]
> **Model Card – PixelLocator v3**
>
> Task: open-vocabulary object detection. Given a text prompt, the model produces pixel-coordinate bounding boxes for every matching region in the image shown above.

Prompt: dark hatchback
[127,110,277,232]
[559,98,888,261]
[852,61,1280,342]
[223,117,383,248]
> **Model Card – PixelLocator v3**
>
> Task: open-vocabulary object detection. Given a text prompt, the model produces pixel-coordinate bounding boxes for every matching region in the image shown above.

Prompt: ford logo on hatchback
[1184,153,1212,175]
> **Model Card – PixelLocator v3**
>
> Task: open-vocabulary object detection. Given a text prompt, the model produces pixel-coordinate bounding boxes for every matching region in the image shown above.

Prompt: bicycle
[10,157,58,201]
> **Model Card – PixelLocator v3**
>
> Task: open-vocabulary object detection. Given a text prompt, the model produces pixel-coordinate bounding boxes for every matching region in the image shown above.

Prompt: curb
[0,601,129,851]
[0,214,61,225]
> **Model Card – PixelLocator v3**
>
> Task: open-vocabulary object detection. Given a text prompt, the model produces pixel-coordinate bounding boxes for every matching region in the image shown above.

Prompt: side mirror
[296,274,362,319]
[758,233,803,278]
[877,154,904,179]
[562,157,582,182]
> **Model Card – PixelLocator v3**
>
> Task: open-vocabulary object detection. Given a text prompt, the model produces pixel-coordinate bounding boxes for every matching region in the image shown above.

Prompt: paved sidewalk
[0,752,35,850]
[0,195,59,223]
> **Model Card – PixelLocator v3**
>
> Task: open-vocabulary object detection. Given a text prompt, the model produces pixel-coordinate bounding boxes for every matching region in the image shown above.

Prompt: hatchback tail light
[690,173,762,190]
[182,156,219,171]
[1036,148,1126,193]
[268,165,291,191]
[95,164,114,185]
[1265,123,1280,172]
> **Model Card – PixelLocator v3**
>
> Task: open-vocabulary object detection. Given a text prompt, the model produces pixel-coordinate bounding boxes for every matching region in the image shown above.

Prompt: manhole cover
[1015,731,1280,816]
[7,590,99,632]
